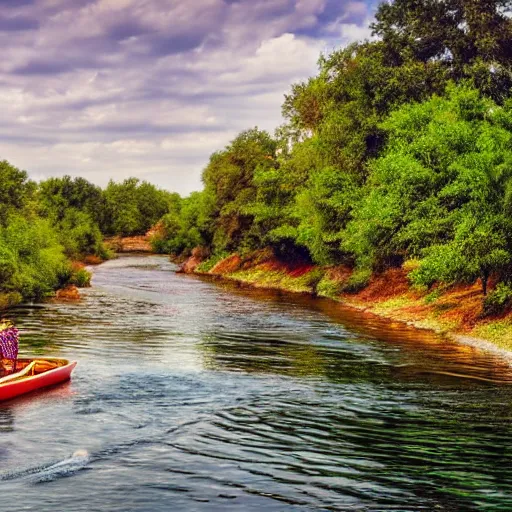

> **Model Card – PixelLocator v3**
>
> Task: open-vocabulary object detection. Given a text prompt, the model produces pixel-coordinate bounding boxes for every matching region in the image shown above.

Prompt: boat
[0,358,77,402]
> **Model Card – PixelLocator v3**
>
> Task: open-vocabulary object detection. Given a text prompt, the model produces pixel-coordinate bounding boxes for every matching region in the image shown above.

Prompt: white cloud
[0,0,374,194]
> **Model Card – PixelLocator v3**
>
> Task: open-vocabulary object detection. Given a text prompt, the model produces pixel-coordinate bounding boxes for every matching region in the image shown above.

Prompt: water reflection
[0,407,14,433]
[195,277,512,387]
[1,255,511,511]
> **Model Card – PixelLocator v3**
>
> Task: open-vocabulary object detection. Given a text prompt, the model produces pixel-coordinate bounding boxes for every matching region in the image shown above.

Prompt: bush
[150,236,168,254]
[403,259,421,274]
[0,292,22,310]
[300,268,325,290]
[342,268,372,293]
[96,244,114,261]
[70,268,92,288]
[317,276,344,298]
[0,215,70,299]
[424,288,443,304]
[196,252,230,273]
[482,283,512,317]
[58,209,105,259]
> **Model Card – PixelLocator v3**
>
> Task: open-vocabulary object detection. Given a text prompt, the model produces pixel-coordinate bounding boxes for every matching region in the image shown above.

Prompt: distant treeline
[0,166,174,303]
[153,0,512,310]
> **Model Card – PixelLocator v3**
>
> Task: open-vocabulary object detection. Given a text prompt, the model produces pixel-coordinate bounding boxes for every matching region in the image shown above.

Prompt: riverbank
[104,235,152,253]
[181,249,512,355]
[103,225,161,254]
[0,260,95,313]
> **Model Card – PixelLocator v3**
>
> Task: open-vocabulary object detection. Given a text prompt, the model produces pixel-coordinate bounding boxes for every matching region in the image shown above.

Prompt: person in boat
[0,320,19,377]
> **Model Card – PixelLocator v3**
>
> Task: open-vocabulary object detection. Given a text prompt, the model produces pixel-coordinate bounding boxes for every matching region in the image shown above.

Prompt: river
[1,254,512,511]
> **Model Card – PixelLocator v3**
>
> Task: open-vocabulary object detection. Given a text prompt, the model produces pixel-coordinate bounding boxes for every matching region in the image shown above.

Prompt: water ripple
[2,255,512,511]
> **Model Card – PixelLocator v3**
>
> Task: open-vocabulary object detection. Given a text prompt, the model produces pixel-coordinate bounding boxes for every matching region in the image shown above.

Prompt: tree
[151,192,212,255]
[372,0,512,102]
[202,128,277,253]
[38,175,104,224]
[0,161,34,225]
[102,178,173,236]
[344,84,512,293]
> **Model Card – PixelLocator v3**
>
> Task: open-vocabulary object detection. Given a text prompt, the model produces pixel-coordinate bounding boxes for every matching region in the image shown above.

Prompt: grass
[473,320,512,351]
[196,252,230,273]
[229,268,321,294]
[371,296,413,312]
[316,276,344,299]
[0,292,22,311]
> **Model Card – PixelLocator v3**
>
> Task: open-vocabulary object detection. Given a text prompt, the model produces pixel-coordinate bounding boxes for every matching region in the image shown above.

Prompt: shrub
[58,209,105,259]
[95,244,114,261]
[196,252,230,273]
[342,268,372,293]
[424,288,443,304]
[317,276,344,298]
[403,259,421,274]
[0,215,70,299]
[0,292,22,310]
[70,268,92,288]
[482,283,512,317]
[150,236,168,254]
[300,268,325,290]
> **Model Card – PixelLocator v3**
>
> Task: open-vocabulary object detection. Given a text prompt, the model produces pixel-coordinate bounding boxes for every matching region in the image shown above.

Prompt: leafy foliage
[151,192,211,255]
[103,178,174,236]
[372,0,512,102]
[0,160,35,225]
[38,176,108,258]
[0,215,70,299]
[345,85,512,293]
[202,128,277,253]
[483,283,512,316]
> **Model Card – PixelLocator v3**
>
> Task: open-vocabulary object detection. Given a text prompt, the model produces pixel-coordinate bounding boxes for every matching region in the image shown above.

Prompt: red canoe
[0,358,77,402]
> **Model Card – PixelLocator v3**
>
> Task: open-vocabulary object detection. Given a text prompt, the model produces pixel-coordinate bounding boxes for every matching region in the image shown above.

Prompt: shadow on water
[1,255,512,511]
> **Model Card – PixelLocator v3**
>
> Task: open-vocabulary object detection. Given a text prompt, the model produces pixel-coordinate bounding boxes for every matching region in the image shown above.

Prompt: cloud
[0,0,376,194]
[0,14,39,31]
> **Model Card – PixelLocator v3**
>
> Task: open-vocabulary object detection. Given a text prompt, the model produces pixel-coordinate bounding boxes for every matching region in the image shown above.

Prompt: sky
[0,0,376,195]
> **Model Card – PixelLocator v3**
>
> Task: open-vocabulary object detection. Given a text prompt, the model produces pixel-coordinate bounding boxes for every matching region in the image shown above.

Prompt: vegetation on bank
[153,0,512,326]
[0,162,177,307]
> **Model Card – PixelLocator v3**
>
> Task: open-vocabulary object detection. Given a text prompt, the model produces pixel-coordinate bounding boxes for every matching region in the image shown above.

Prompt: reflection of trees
[200,323,512,386]
[9,299,172,360]
[0,406,14,433]
[193,369,512,509]
[203,279,512,385]
[200,331,326,378]
[199,330,397,383]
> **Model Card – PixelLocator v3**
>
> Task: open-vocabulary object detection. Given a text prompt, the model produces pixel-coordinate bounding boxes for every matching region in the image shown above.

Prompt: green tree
[152,192,211,255]
[38,176,108,257]
[0,161,34,225]
[103,178,172,236]
[38,175,105,225]
[344,84,512,293]
[372,0,512,102]
[202,128,277,253]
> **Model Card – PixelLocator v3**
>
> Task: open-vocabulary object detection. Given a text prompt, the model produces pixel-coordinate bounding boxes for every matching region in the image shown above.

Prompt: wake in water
[0,449,90,484]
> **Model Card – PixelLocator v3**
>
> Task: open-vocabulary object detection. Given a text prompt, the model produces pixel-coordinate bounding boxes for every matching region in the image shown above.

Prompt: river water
[1,254,512,511]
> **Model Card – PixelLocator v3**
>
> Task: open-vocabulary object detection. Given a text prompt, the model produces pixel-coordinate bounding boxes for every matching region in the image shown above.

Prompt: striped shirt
[0,327,19,361]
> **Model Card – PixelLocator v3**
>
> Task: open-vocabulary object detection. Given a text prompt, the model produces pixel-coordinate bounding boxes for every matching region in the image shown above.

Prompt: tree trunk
[482,269,489,296]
